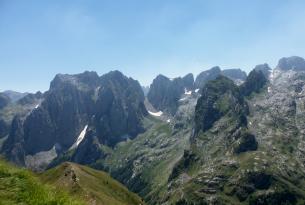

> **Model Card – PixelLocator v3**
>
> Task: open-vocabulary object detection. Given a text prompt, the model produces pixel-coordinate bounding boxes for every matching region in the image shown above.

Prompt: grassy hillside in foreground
[40,162,145,205]
[0,159,84,205]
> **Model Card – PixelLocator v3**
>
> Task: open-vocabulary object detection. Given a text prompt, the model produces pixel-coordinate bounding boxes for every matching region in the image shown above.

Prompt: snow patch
[148,111,163,117]
[195,89,200,93]
[70,125,88,150]
[268,87,272,93]
[167,119,171,123]
[34,104,39,109]
[184,88,192,95]
[179,97,187,101]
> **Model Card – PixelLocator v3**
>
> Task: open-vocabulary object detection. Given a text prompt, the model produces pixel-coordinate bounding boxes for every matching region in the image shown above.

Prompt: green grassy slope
[40,162,145,205]
[0,159,83,205]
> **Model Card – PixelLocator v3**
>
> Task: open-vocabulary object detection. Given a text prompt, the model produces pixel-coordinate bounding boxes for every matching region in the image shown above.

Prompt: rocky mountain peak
[195,66,222,89]
[195,75,247,133]
[147,73,195,115]
[254,63,271,78]
[277,56,305,71]
[50,71,99,90]
[182,73,194,90]
[240,69,268,96]
[222,68,247,81]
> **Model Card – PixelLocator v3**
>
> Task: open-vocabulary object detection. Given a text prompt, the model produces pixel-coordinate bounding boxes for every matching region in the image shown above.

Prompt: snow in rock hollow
[179,97,187,101]
[184,88,192,95]
[195,89,200,93]
[70,125,88,149]
[148,110,163,117]
[34,104,40,109]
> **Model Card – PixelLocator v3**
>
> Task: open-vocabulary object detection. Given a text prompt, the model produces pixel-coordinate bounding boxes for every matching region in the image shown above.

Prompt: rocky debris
[233,131,258,154]
[169,150,198,181]
[249,190,297,205]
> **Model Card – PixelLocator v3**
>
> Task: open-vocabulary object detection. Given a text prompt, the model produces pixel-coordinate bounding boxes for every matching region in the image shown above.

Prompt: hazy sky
[1,0,305,92]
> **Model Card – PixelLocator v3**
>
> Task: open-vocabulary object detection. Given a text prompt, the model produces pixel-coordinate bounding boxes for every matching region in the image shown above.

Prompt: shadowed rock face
[240,69,268,96]
[147,73,194,115]
[182,73,195,90]
[277,56,305,71]
[0,119,9,138]
[2,116,26,166]
[2,70,147,167]
[94,70,147,146]
[254,63,271,78]
[195,76,247,133]
[0,93,10,109]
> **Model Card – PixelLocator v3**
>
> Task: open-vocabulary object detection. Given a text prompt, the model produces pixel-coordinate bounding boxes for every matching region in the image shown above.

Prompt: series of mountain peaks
[1,56,305,204]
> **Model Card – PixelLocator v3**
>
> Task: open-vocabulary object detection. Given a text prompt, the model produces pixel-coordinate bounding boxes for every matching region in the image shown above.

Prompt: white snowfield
[70,125,88,150]
[34,104,40,109]
[195,89,200,93]
[148,110,163,116]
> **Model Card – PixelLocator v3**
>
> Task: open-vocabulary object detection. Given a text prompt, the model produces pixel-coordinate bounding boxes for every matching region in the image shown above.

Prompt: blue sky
[1,0,305,92]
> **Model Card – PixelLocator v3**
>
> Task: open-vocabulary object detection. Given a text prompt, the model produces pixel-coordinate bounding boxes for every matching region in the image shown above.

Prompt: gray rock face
[240,69,268,96]
[0,119,9,138]
[94,70,147,146]
[277,56,305,71]
[147,73,194,115]
[2,116,26,166]
[72,129,105,165]
[182,73,194,90]
[195,76,248,133]
[195,66,221,89]
[2,70,147,168]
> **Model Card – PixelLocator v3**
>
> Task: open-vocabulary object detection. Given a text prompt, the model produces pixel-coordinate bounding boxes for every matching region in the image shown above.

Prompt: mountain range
[1,56,305,205]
